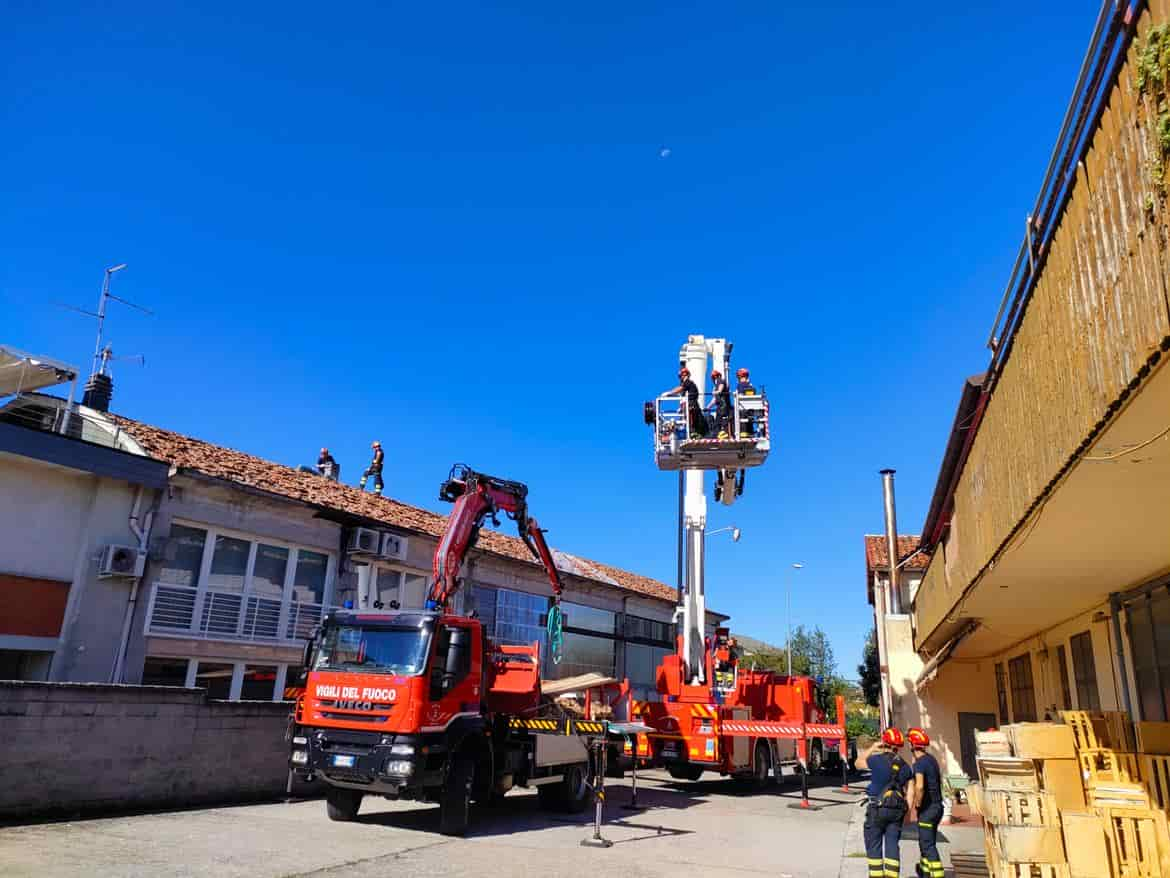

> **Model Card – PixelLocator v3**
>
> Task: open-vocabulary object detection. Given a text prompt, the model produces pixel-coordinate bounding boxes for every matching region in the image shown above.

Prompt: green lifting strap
[547,603,564,664]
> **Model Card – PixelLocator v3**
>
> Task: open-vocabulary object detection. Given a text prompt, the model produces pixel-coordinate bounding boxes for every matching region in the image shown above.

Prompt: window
[241,664,278,700]
[159,525,206,586]
[1069,631,1102,711]
[995,663,1009,725]
[625,615,674,646]
[1055,645,1072,710]
[208,535,250,592]
[494,588,549,652]
[626,642,672,698]
[548,631,616,680]
[147,523,336,644]
[1127,590,1170,721]
[292,550,329,604]
[562,602,616,635]
[1008,653,1037,722]
[194,661,234,699]
[142,657,190,687]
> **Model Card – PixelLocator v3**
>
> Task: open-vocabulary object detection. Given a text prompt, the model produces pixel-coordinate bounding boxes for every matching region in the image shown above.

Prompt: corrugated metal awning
[0,345,79,396]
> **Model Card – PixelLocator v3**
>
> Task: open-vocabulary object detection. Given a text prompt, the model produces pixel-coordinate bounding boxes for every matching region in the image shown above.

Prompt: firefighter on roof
[358,441,384,495]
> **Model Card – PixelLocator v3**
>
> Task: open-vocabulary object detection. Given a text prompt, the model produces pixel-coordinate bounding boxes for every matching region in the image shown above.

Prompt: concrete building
[1,385,715,702]
[875,4,1170,779]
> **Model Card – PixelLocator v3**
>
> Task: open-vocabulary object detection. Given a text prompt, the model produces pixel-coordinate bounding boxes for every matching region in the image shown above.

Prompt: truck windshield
[314,626,431,675]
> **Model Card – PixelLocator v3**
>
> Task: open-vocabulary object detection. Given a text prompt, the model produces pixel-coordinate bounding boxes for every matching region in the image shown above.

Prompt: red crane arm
[427,465,565,610]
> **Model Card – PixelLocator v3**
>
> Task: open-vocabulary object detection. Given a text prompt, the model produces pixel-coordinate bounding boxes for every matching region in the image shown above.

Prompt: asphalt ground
[0,770,865,878]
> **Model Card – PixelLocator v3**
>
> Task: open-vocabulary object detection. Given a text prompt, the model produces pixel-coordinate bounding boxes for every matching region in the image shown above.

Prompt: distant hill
[731,633,785,655]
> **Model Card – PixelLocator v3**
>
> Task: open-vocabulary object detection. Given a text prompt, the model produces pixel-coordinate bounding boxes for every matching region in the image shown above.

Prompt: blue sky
[3,2,1100,672]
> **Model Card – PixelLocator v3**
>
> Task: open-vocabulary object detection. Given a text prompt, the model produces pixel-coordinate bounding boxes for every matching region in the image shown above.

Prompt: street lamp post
[788,562,803,676]
[705,526,741,542]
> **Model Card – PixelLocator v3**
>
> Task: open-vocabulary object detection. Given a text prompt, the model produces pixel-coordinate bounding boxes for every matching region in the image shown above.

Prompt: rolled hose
[546,603,564,665]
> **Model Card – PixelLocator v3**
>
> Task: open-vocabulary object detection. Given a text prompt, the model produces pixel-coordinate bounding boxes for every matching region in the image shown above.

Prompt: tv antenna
[54,264,153,378]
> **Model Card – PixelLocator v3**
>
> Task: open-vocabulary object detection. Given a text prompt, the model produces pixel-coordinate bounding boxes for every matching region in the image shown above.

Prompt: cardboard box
[993,825,1067,863]
[978,729,1012,757]
[981,757,1040,792]
[1008,723,1077,760]
[1041,759,1087,810]
[1060,812,1110,878]
[1137,721,1170,755]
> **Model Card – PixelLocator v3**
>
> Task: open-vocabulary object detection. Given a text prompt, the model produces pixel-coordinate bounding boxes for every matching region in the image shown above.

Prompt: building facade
[1,390,708,702]
[877,3,1170,778]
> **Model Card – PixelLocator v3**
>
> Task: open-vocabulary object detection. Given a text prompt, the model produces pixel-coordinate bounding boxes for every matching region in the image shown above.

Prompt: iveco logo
[336,699,374,711]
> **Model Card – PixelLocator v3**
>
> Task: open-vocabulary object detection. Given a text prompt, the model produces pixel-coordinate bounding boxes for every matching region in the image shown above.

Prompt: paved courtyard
[0,771,867,878]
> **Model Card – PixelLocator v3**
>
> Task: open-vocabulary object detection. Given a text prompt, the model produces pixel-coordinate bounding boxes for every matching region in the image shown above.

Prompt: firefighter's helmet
[882,727,905,748]
[736,367,749,378]
[907,727,930,748]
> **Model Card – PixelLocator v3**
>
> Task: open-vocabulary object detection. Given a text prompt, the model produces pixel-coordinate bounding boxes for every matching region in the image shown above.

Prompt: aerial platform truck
[287,465,634,835]
[633,335,849,793]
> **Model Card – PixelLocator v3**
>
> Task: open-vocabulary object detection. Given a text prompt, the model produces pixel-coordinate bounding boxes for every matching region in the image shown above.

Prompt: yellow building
[874,1,1170,779]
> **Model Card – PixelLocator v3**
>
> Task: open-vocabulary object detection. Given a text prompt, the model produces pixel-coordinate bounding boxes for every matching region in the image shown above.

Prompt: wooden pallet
[1061,711,1136,752]
[1081,749,1143,786]
[1101,806,1170,878]
[981,757,1041,792]
[984,791,1059,826]
[992,864,1070,878]
[1143,755,1170,812]
[1091,782,1154,810]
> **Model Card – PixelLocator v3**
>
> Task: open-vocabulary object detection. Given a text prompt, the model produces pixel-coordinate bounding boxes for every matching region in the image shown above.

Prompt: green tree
[858,627,881,708]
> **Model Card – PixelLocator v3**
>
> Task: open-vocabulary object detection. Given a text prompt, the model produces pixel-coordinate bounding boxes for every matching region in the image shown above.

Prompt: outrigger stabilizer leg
[622,739,644,812]
[581,739,614,848]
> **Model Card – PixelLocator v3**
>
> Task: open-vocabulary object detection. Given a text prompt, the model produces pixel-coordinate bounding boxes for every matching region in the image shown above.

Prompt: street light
[706,526,741,542]
[788,562,804,676]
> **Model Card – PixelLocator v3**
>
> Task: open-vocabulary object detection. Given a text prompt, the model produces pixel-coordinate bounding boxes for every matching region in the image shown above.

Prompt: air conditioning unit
[379,532,407,561]
[98,544,146,578]
[347,527,381,556]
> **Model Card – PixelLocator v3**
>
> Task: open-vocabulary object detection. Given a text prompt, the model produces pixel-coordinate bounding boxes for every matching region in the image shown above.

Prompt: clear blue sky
[3,2,1100,672]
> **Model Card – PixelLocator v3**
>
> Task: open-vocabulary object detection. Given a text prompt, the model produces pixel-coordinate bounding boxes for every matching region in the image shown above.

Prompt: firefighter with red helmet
[908,727,944,878]
[663,367,707,438]
[856,727,912,878]
[706,369,732,438]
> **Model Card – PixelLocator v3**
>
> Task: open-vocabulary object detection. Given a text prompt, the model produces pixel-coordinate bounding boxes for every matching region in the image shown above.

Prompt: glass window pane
[548,632,615,680]
[208,535,250,593]
[1070,631,1101,712]
[1055,645,1072,710]
[293,550,328,604]
[562,602,615,634]
[1151,591,1170,721]
[1008,654,1036,723]
[194,662,234,699]
[251,544,288,597]
[494,588,549,653]
[159,525,206,587]
[141,657,189,687]
[471,586,497,633]
[402,573,427,609]
[995,663,1009,725]
[376,569,401,606]
[241,664,277,700]
[625,615,673,645]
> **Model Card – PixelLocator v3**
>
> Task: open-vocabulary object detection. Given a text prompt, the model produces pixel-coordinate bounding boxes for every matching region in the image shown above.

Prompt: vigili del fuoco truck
[286,465,629,835]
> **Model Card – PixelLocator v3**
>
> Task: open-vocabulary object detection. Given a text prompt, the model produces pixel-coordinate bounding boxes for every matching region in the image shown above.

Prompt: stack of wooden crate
[971,725,1083,878]
[967,713,1170,878]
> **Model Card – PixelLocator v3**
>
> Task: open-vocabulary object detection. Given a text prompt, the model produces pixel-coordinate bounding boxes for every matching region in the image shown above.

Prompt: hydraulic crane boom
[427,464,564,612]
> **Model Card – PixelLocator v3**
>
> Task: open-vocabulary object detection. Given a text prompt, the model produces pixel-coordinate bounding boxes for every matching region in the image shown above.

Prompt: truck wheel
[668,765,704,782]
[325,789,363,822]
[751,742,772,790]
[439,757,473,836]
[807,742,823,775]
[560,763,590,814]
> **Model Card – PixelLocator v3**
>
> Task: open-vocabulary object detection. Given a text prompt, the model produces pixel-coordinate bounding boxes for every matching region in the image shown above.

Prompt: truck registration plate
[661,743,678,758]
[332,754,356,768]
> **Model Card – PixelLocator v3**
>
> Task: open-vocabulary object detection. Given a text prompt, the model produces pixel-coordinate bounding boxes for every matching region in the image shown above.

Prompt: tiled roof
[864,534,929,573]
[113,416,677,603]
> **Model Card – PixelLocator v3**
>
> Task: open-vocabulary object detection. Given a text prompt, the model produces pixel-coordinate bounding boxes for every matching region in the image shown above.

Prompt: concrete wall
[0,681,300,820]
[0,454,161,683]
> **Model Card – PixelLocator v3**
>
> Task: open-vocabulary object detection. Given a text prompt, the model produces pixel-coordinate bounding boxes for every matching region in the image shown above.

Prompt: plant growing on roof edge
[1136,23,1170,200]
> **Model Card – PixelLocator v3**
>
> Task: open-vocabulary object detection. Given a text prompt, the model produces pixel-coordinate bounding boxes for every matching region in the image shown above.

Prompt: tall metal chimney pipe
[880,469,902,615]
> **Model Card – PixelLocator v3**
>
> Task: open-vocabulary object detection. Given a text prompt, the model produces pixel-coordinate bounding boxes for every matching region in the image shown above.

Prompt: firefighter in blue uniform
[856,727,912,878]
[908,727,944,878]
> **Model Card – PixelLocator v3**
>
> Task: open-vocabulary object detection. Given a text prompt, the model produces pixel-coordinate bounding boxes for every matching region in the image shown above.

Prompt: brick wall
[0,681,312,820]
